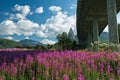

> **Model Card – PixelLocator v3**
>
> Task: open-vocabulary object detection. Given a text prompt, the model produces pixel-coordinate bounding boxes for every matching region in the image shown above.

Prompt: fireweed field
[0,49,120,80]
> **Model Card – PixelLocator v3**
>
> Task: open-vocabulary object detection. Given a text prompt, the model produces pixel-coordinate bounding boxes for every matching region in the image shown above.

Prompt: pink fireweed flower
[10,63,17,75]
[62,74,70,80]
[0,77,3,80]
[13,58,18,64]
[100,63,104,74]
[109,77,113,80]
[107,64,112,74]
[32,77,35,80]
[78,74,85,80]
[43,60,49,69]
[1,63,7,69]
[45,71,49,78]
[117,60,120,67]
[36,55,43,64]
[117,70,120,76]
[26,55,33,63]
[55,71,59,79]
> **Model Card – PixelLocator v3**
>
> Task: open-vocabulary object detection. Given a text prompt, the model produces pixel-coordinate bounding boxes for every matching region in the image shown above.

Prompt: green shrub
[89,41,120,52]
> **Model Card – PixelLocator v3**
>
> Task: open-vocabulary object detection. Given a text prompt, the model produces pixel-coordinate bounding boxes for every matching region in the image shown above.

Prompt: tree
[56,32,73,50]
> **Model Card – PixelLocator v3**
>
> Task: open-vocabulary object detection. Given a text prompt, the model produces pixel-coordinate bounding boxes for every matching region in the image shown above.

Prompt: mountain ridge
[19,39,46,47]
[0,38,22,48]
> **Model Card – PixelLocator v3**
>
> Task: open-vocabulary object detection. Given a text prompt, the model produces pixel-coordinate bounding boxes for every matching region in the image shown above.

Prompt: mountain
[19,39,46,47]
[0,38,22,48]
[68,28,79,43]
[99,32,109,43]
[68,28,76,41]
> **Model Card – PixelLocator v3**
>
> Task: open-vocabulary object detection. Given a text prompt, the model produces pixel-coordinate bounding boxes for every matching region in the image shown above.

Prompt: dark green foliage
[56,32,78,50]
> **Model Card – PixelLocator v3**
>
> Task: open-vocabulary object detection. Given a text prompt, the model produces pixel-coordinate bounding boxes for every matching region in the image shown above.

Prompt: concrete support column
[93,19,99,42]
[107,0,119,43]
[119,24,120,28]
[88,32,92,43]
[87,32,93,48]
[119,24,120,42]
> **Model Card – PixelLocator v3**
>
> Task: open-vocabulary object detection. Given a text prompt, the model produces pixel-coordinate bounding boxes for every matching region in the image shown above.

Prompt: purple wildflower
[0,77,3,80]
[62,74,69,80]
[109,77,113,80]
[26,55,33,63]
[10,63,17,75]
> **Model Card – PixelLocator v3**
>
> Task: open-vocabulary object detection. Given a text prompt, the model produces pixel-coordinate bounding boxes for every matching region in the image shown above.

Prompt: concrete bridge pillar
[87,32,92,45]
[87,31,93,48]
[93,19,99,42]
[107,0,119,43]
[118,24,120,42]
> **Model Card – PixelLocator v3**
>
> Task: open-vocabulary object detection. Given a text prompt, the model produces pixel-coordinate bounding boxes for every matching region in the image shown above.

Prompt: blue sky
[0,0,77,44]
[0,0,120,44]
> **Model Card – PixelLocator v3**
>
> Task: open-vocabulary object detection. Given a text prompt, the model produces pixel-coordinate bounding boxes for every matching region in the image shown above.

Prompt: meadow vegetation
[0,50,120,80]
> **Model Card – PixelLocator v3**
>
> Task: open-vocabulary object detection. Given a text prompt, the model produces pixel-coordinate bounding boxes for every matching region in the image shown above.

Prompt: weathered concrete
[77,0,120,48]
[93,19,99,41]
[119,24,120,41]
[107,0,119,43]
[119,24,120,29]
[87,32,92,48]
[87,32,92,43]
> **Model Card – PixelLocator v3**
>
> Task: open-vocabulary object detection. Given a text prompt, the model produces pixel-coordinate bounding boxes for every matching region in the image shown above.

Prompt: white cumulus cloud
[35,7,44,14]
[35,6,76,39]
[14,4,30,16]
[0,20,17,35]
[0,19,40,36]
[0,5,77,44]
[4,36,14,40]
[70,4,77,9]
[103,25,108,32]
[36,31,46,38]
[41,39,56,45]
[10,4,31,19]
[103,12,120,32]
[16,19,39,36]
[117,12,120,24]
[49,6,62,12]
[25,36,29,39]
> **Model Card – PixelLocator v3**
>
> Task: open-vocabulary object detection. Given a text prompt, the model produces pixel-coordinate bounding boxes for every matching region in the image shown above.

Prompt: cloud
[103,25,108,32]
[49,6,62,12]
[117,12,120,24]
[16,19,39,36]
[0,19,39,36]
[70,4,77,9]
[1,4,39,36]
[4,12,9,15]
[35,6,76,39]
[103,12,120,32]
[14,4,30,16]
[0,5,76,44]
[10,4,31,19]
[25,36,29,39]
[15,13,25,19]
[35,7,44,14]
[41,39,56,45]
[4,36,13,40]
[0,20,17,35]
[35,31,46,38]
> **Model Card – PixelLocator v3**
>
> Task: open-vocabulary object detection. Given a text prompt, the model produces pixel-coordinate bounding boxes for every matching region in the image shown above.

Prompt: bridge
[77,0,120,48]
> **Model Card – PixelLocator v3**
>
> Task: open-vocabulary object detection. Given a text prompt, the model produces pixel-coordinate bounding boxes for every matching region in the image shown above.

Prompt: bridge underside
[77,0,120,48]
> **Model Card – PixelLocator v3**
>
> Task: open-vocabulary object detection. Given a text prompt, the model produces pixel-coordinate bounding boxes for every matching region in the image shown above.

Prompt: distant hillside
[99,32,109,43]
[0,32,109,48]
[0,38,22,48]
[19,39,46,47]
